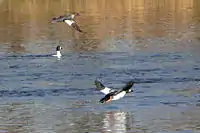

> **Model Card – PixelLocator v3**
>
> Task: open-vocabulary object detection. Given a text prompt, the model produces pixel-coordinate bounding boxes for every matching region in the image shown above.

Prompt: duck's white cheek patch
[64,20,74,26]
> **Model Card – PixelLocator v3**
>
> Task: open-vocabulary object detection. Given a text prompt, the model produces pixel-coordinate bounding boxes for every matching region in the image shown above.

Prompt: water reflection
[103,111,131,133]
[0,0,200,133]
[0,99,135,133]
[0,101,32,133]
[1,97,200,132]
[8,41,26,54]
[0,0,199,53]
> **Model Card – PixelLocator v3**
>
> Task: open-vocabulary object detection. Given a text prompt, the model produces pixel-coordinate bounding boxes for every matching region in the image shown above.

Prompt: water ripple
[0,88,70,97]
[134,77,200,84]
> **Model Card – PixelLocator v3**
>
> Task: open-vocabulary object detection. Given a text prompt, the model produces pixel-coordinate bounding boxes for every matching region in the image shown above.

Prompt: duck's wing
[64,20,83,32]
[51,15,66,23]
[63,14,73,20]
[94,80,115,95]
[51,14,74,22]
[71,22,83,32]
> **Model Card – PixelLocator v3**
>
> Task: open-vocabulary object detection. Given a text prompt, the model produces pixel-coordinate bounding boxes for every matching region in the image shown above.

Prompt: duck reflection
[102,111,131,133]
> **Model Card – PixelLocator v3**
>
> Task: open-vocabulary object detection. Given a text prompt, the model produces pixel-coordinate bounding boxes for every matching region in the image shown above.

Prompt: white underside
[112,91,126,100]
[64,20,74,26]
[100,87,127,100]
[52,51,61,58]
[100,87,112,95]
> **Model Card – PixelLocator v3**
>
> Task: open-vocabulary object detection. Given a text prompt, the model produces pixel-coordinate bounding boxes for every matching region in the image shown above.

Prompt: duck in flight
[94,80,134,103]
[52,45,62,58]
[51,12,83,33]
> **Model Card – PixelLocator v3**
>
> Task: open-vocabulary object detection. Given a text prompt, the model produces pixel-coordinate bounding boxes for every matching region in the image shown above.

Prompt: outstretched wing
[64,14,74,20]
[71,22,83,32]
[94,80,114,95]
[51,14,73,23]
[51,15,66,23]
[64,20,83,33]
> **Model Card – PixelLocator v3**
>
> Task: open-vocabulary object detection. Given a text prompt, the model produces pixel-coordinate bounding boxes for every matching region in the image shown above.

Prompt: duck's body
[51,13,83,33]
[94,80,134,103]
[52,46,62,58]
[51,13,78,23]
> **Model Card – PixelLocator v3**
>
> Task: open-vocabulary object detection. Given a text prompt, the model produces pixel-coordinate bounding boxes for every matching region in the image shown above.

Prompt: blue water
[1,0,200,132]
[0,51,200,133]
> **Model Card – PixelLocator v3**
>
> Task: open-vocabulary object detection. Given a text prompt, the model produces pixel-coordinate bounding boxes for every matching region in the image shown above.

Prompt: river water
[0,0,200,133]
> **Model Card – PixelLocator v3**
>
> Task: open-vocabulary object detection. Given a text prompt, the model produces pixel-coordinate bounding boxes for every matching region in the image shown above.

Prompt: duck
[51,12,80,22]
[94,80,134,103]
[51,12,83,33]
[52,45,62,58]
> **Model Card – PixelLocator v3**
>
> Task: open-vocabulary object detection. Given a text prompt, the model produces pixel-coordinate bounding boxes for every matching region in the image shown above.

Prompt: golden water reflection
[0,0,199,53]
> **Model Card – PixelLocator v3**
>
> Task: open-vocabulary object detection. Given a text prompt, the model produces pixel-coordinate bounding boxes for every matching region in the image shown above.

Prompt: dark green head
[56,46,62,51]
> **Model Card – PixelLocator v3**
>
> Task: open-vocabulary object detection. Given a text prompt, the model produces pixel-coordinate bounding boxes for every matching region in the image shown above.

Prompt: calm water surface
[0,0,200,133]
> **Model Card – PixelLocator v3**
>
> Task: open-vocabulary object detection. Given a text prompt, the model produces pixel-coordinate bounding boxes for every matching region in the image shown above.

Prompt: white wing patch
[64,20,74,26]
[100,87,113,95]
[112,91,126,100]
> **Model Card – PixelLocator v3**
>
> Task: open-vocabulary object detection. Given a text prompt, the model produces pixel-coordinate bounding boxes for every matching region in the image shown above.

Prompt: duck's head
[124,81,135,93]
[72,12,80,16]
[70,12,80,19]
[56,45,62,51]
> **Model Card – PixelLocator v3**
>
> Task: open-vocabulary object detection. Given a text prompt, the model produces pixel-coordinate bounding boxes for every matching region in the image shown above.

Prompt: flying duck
[51,13,83,33]
[94,80,134,103]
[52,45,62,58]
